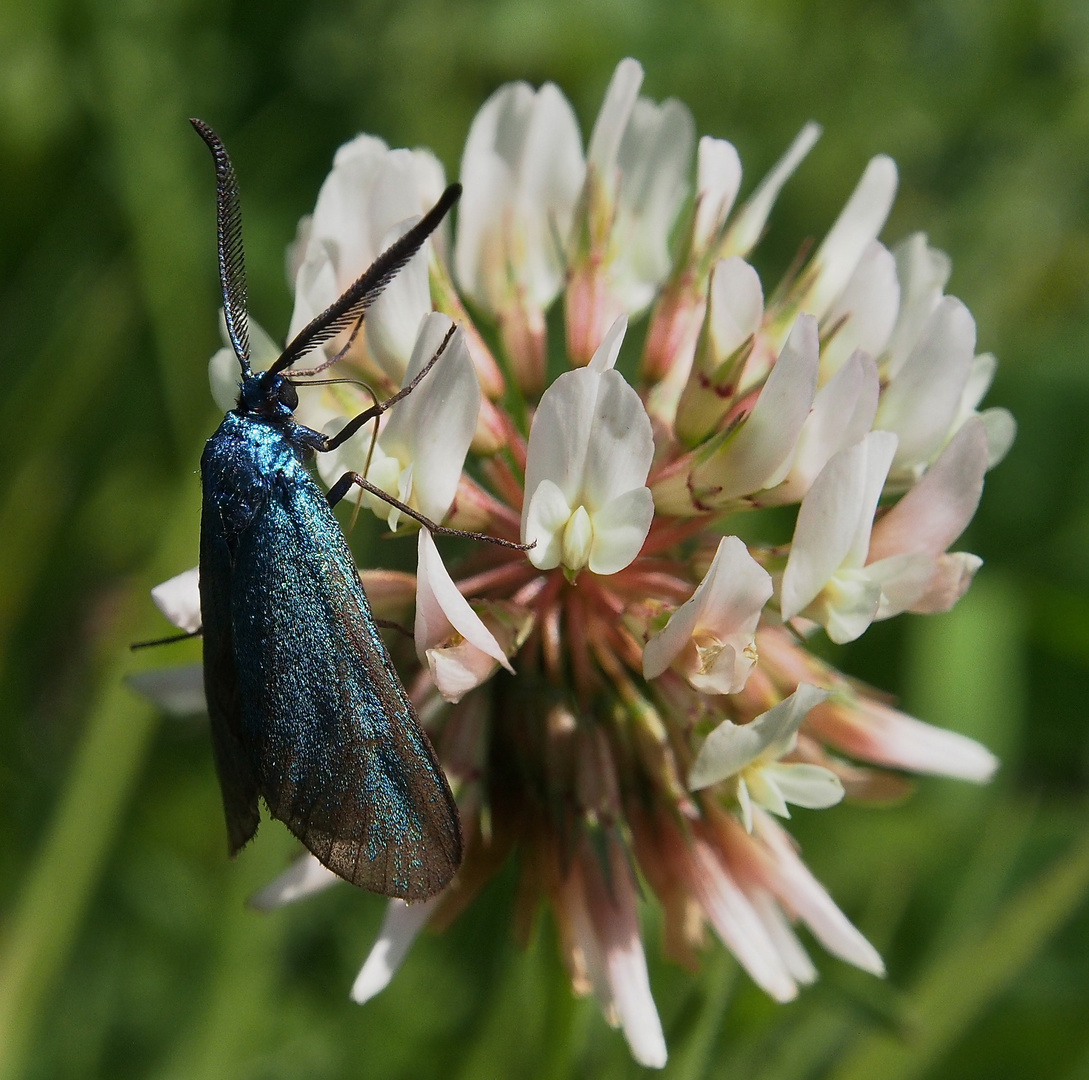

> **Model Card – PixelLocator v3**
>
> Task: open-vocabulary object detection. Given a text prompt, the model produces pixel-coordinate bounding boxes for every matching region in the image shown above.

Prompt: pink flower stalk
[144,58,1013,1068]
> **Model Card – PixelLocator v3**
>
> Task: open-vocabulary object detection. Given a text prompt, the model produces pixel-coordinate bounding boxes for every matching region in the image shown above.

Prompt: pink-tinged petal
[821,241,900,378]
[690,684,831,790]
[781,431,897,620]
[693,314,819,502]
[688,838,798,1001]
[152,567,201,633]
[749,890,818,985]
[907,551,982,614]
[807,696,998,782]
[588,488,654,575]
[583,841,668,1069]
[249,853,339,911]
[763,349,879,505]
[426,642,503,705]
[707,257,764,360]
[802,156,898,321]
[415,531,511,672]
[877,296,976,473]
[867,552,941,619]
[694,136,742,249]
[127,664,205,717]
[885,233,952,378]
[869,416,989,561]
[358,569,416,615]
[644,536,772,690]
[556,862,611,1004]
[724,122,822,258]
[752,810,885,976]
[565,264,629,367]
[379,315,481,524]
[587,59,644,177]
[700,547,775,647]
[350,896,441,1004]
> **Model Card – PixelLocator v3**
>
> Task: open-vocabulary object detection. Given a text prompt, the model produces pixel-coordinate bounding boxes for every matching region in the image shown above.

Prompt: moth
[191,119,469,901]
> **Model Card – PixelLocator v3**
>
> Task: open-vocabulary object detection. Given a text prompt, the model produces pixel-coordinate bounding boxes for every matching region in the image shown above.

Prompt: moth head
[237,370,299,418]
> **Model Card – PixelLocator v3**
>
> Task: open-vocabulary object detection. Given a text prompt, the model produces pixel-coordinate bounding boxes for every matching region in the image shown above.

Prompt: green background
[2,0,1088,1077]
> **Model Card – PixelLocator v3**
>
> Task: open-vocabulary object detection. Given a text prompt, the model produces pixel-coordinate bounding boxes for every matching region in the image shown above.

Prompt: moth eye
[280,380,299,410]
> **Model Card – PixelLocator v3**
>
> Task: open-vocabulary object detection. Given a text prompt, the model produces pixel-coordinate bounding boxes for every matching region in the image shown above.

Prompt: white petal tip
[631,1041,668,1069]
[126,664,206,717]
[248,855,340,911]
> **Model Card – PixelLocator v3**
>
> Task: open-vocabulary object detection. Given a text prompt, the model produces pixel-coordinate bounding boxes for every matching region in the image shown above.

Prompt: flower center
[561,505,594,572]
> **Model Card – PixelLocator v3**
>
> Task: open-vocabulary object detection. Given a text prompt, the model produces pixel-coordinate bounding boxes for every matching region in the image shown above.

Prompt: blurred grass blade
[151,816,295,1080]
[0,479,201,1080]
[828,825,1089,1080]
[924,797,1034,962]
[0,266,133,656]
[663,948,736,1080]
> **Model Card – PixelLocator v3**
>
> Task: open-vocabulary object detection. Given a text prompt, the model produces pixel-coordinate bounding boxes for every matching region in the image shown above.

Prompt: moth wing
[229,471,462,901]
[199,492,262,854]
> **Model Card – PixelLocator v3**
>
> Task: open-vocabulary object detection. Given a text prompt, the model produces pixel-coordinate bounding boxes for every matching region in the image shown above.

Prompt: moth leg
[130,627,203,651]
[326,472,530,552]
[320,324,457,453]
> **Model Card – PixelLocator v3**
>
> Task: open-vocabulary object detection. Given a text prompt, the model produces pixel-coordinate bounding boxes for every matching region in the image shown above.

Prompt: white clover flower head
[138,59,1013,1070]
